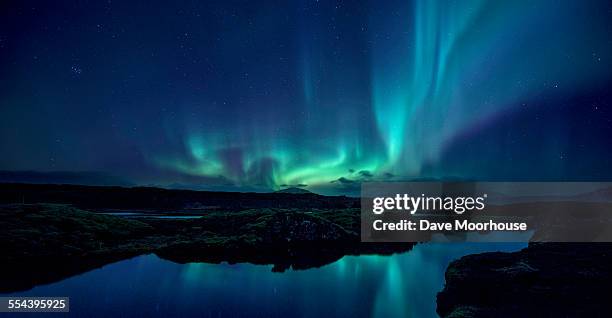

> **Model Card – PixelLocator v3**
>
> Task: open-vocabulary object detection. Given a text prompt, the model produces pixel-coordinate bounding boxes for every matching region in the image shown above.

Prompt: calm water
[100,212,203,219]
[3,242,525,317]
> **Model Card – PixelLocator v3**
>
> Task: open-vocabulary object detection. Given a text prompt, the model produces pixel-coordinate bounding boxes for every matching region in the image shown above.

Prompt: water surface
[99,212,203,219]
[4,242,525,317]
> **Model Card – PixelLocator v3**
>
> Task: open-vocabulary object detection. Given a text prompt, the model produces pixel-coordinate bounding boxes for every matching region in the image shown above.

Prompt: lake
[99,212,203,219]
[2,242,525,317]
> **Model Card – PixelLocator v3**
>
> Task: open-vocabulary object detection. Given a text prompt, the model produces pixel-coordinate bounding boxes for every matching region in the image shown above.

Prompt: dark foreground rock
[0,204,156,261]
[155,209,408,271]
[0,204,412,292]
[437,243,612,317]
[0,204,161,292]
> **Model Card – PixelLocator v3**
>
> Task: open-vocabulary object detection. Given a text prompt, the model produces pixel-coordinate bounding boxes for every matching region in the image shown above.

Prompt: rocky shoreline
[7,200,612,316]
[1,203,413,292]
[437,242,612,317]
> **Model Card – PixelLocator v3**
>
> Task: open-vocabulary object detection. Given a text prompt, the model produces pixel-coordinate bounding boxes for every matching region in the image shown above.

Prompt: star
[71,65,82,75]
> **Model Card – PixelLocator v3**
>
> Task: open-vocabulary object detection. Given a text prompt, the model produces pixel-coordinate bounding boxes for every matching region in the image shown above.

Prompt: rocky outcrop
[155,210,412,272]
[437,243,612,317]
[249,211,354,243]
[1,204,412,292]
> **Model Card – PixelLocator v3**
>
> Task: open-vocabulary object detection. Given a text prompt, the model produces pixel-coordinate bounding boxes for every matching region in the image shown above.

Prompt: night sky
[1,0,612,195]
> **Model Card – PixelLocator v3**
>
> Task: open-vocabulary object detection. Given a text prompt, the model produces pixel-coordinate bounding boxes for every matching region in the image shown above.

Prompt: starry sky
[1,0,612,195]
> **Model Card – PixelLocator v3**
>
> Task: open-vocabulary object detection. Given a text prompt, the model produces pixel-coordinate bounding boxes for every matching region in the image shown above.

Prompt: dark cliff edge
[437,243,612,317]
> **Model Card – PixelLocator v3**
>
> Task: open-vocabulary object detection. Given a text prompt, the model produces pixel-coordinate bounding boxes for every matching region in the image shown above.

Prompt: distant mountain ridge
[0,183,358,211]
[275,187,313,194]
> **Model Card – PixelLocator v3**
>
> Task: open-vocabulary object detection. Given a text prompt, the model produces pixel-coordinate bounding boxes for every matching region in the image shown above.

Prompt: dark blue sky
[1,0,612,194]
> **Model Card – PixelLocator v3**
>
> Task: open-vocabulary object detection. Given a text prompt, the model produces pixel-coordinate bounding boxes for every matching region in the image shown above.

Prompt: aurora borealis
[1,0,612,194]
